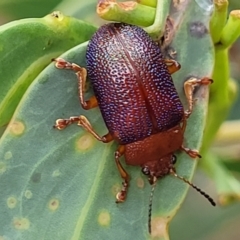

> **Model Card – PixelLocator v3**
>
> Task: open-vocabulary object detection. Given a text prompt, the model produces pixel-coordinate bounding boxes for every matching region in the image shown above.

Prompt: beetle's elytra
[86,23,184,144]
[53,22,215,233]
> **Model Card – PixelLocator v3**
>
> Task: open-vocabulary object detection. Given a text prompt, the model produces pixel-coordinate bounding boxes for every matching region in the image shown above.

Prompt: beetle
[52,22,215,233]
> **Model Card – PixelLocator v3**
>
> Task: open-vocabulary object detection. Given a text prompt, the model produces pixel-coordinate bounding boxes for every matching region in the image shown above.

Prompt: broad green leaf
[0,0,63,20]
[0,1,214,239]
[0,12,97,132]
[54,0,107,26]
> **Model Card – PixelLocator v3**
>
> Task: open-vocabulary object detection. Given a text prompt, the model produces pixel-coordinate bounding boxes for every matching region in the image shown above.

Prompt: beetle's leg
[180,145,201,158]
[115,145,130,203]
[180,117,202,159]
[54,115,113,143]
[52,58,98,110]
[184,77,213,118]
[164,59,181,74]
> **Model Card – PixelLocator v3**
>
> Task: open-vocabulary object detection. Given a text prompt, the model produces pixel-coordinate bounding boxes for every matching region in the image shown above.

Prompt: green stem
[210,0,228,44]
[96,0,171,38]
[220,10,240,48]
[144,0,171,38]
[138,0,157,8]
[97,0,155,27]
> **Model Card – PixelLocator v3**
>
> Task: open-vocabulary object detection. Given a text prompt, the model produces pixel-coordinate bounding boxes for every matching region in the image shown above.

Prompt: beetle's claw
[54,119,68,130]
[116,191,127,203]
[52,58,72,69]
[116,181,128,203]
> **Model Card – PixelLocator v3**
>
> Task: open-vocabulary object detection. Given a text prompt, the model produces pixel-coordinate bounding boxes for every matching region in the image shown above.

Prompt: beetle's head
[141,154,216,234]
[141,154,177,185]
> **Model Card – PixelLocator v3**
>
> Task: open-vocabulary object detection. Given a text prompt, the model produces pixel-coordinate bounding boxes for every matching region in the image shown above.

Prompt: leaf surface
[0,1,214,239]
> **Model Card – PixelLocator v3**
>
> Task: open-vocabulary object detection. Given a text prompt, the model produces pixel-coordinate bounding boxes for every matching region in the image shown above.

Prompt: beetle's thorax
[124,124,184,166]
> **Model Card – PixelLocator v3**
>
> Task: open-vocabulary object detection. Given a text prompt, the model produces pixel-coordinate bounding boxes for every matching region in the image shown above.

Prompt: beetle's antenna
[170,169,216,206]
[148,176,157,234]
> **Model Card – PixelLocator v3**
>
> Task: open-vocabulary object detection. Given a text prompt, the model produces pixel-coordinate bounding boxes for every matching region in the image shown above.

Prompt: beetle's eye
[142,166,150,175]
[171,155,177,164]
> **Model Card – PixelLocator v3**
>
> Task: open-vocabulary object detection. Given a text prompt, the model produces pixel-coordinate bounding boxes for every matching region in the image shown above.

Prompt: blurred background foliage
[0,0,239,239]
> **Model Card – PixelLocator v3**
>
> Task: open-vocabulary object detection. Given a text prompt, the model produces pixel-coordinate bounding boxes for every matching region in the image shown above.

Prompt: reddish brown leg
[184,77,213,118]
[115,145,130,203]
[52,58,109,142]
[52,58,98,110]
[54,115,113,143]
[164,59,181,74]
[180,145,201,158]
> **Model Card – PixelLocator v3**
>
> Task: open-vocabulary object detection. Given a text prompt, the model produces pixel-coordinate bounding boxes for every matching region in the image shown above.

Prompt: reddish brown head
[141,154,177,185]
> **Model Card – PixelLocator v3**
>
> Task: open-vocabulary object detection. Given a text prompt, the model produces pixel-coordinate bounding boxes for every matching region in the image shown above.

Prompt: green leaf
[0,1,214,239]
[0,12,97,133]
[0,0,62,21]
[54,0,107,26]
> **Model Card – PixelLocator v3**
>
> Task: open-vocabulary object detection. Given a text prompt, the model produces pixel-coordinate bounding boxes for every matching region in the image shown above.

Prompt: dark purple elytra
[86,23,184,145]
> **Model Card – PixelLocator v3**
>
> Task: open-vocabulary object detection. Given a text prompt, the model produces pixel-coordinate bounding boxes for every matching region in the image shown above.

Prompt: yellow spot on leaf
[76,133,95,152]
[48,198,60,211]
[52,169,61,177]
[0,162,6,174]
[111,183,121,197]
[151,217,168,238]
[13,217,30,230]
[24,190,33,199]
[9,121,25,136]
[98,210,110,227]
[4,151,12,160]
[136,177,144,188]
[7,197,17,209]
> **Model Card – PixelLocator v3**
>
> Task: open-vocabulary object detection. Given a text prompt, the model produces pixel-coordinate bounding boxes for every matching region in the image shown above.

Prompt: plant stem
[97,0,155,27]
[138,0,157,8]
[210,0,228,44]
[144,0,171,38]
[220,10,240,48]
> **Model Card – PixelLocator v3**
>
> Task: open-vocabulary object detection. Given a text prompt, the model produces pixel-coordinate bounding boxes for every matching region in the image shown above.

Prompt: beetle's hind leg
[115,145,130,203]
[52,58,98,110]
[184,77,213,118]
[180,145,201,158]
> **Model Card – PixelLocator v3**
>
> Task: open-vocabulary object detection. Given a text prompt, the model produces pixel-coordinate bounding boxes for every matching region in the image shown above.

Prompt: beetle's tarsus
[181,146,201,158]
[116,182,128,203]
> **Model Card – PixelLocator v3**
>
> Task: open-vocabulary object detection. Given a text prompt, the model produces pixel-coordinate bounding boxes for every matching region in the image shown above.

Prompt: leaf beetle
[52,22,215,233]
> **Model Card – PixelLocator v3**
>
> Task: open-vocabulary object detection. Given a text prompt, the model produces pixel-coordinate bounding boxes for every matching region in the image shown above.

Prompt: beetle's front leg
[115,145,130,203]
[54,115,113,143]
[52,58,98,110]
[184,77,213,118]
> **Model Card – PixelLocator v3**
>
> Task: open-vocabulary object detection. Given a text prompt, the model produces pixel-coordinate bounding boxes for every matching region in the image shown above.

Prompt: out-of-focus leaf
[0,0,63,22]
